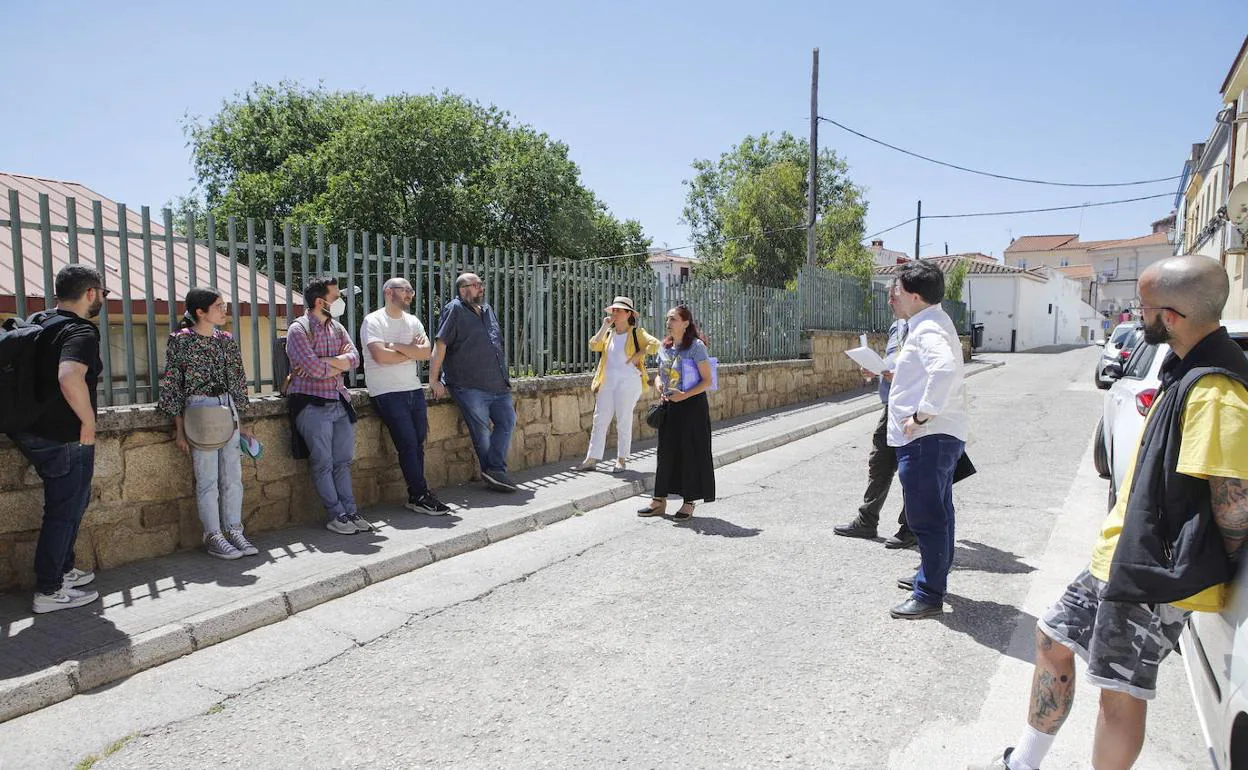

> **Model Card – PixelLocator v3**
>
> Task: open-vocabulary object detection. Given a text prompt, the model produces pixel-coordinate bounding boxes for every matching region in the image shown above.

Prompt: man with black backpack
[6,265,106,613]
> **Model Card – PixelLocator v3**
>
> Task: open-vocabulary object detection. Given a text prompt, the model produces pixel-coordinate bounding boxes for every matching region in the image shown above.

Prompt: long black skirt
[653,392,716,502]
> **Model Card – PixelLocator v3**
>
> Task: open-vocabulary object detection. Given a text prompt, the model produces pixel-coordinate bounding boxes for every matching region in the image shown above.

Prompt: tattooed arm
[1211,477,1248,557]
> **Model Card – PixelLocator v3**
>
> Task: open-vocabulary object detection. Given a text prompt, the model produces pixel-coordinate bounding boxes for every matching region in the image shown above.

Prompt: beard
[87,298,103,319]
[1142,315,1169,345]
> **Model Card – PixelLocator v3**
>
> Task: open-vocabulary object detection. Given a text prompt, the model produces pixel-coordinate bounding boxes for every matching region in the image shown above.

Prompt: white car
[1093,321,1248,769]
[1094,321,1142,390]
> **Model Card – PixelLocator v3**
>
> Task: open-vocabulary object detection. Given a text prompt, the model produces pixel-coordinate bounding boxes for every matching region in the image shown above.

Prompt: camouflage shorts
[1038,568,1190,701]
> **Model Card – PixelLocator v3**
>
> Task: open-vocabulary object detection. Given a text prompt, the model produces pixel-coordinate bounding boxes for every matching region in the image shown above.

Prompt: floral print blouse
[157,328,249,417]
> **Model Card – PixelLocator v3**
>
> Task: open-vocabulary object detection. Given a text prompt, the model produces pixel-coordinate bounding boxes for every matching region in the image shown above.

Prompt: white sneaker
[204,532,244,560]
[33,586,100,614]
[63,567,95,588]
[347,513,378,533]
[224,528,260,556]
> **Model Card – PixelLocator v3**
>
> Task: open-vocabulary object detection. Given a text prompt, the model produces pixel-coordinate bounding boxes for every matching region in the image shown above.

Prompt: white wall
[965,270,1090,351]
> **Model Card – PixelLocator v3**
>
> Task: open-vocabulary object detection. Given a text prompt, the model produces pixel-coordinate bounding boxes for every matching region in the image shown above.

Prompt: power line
[862,192,1173,243]
[819,116,1183,188]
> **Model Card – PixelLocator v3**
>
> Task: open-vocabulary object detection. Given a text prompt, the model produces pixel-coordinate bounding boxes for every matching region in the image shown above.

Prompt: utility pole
[806,48,819,270]
[914,200,922,261]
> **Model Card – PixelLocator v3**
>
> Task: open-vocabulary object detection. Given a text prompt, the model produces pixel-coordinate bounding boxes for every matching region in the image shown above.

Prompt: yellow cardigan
[589,325,661,392]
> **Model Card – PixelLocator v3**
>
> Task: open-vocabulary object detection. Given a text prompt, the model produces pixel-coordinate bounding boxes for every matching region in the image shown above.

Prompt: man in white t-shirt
[362,277,451,514]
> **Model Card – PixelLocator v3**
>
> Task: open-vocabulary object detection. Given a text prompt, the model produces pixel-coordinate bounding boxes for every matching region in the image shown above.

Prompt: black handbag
[645,401,666,430]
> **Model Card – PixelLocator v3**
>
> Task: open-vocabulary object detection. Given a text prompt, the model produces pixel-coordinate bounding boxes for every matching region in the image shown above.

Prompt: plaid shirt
[285,312,359,401]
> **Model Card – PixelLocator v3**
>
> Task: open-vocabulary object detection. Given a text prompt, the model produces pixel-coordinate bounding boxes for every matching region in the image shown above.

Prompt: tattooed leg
[1028,625,1077,734]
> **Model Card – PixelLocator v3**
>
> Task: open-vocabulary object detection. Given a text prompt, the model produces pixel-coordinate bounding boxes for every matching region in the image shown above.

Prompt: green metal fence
[2,189,966,407]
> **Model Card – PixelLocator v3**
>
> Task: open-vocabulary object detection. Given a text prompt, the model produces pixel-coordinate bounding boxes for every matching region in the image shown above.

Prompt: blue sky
[1,1,1243,260]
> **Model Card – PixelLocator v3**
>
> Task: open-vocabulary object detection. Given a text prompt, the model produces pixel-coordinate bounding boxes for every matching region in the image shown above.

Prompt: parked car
[1094,321,1248,769]
[1094,321,1142,390]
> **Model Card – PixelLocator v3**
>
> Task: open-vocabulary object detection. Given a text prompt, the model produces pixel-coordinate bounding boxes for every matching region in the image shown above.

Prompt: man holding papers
[834,303,916,548]
[883,260,969,620]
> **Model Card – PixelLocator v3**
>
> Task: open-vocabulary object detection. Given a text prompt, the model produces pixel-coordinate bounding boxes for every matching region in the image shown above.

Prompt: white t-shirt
[361,308,428,397]
[605,331,634,380]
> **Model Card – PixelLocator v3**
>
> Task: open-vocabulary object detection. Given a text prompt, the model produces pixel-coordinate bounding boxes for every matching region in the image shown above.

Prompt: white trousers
[587,373,644,460]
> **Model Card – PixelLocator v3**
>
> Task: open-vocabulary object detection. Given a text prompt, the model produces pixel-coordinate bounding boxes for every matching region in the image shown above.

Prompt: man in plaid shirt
[286,276,373,535]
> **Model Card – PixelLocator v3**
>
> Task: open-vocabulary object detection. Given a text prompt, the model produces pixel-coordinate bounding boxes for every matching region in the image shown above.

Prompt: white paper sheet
[845,345,892,375]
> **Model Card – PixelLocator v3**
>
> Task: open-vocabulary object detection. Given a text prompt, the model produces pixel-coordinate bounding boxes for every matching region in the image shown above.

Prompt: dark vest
[1104,327,1248,604]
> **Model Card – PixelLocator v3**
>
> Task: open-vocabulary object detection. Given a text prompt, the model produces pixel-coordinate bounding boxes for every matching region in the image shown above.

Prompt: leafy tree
[946,259,969,302]
[181,82,649,262]
[681,132,870,287]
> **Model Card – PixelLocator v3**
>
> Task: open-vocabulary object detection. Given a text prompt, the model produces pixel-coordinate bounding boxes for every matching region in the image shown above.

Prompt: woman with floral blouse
[158,287,258,560]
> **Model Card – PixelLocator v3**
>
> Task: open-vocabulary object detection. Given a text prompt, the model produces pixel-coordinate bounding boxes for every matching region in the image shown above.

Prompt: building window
[1018,259,1027,269]
[1059,258,1068,267]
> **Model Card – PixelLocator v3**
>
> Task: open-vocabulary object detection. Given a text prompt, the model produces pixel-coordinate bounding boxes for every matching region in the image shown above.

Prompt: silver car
[1094,321,1142,390]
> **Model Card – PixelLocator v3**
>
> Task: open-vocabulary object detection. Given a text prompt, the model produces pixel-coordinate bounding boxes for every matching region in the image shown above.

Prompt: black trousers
[858,409,909,532]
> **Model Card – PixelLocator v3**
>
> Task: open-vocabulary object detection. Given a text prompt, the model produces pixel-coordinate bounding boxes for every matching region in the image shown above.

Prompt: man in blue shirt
[834,309,915,548]
[429,273,518,493]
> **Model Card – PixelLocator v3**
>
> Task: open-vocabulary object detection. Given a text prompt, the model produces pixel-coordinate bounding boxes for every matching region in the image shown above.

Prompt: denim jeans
[372,389,429,499]
[12,432,96,593]
[449,387,515,474]
[186,394,243,535]
[896,433,965,605]
[295,400,357,520]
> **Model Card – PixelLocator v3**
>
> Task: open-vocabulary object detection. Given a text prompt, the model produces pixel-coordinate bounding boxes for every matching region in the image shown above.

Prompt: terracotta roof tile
[1087,232,1169,250]
[1004,234,1078,253]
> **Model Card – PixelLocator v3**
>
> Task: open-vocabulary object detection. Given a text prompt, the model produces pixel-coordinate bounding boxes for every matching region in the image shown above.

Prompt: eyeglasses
[93,287,111,298]
[1126,306,1187,319]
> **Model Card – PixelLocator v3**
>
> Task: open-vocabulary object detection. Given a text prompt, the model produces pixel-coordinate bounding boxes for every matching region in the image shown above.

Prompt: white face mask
[328,298,346,318]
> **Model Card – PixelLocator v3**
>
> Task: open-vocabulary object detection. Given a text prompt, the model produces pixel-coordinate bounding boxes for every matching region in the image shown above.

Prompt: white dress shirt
[886,303,969,447]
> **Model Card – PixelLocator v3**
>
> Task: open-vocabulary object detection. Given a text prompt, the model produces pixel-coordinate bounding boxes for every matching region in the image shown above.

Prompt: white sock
[1009,725,1055,770]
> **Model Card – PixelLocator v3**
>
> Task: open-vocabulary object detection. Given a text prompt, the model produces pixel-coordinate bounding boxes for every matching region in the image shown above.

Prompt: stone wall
[0,331,968,591]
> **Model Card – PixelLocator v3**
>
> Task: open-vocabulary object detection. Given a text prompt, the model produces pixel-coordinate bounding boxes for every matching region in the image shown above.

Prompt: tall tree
[682,132,871,287]
[182,82,649,262]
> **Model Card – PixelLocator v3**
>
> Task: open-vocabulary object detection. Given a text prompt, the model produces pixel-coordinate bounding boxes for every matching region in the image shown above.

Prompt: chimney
[870,240,884,248]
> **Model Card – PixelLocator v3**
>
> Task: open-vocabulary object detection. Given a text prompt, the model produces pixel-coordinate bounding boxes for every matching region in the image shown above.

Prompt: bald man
[428,273,518,492]
[972,255,1248,770]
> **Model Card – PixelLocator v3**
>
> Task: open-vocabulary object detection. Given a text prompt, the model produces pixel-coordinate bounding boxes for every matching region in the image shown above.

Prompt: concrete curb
[0,359,1005,723]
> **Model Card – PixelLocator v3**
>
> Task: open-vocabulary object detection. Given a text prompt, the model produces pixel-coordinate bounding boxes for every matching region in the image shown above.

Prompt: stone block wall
[0,330,967,591]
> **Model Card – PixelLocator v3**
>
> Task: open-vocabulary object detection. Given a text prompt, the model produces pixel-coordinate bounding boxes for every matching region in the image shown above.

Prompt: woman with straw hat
[573,296,660,473]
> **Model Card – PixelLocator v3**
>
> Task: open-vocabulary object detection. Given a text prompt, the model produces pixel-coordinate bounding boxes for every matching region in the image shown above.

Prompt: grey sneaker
[62,567,95,588]
[481,470,519,492]
[32,586,100,614]
[347,513,378,533]
[326,515,357,535]
[205,532,244,560]
[224,528,260,556]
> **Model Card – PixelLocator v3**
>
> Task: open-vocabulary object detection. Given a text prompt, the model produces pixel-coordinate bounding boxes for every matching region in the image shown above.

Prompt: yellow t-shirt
[1088,374,1248,612]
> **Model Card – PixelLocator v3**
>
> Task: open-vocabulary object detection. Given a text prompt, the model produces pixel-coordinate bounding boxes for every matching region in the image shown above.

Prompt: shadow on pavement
[952,540,1036,576]
[940,595,1038,665]
[675,516,762,538]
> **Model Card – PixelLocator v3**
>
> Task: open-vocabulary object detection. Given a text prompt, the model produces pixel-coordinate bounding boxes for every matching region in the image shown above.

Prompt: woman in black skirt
[637,305,716,520]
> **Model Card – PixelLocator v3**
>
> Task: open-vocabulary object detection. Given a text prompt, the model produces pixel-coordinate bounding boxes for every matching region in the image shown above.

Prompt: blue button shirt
[435,298,509,392]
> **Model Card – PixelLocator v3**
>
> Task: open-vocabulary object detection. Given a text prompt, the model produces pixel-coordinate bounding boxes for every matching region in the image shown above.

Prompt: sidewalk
[0,360,1003,722]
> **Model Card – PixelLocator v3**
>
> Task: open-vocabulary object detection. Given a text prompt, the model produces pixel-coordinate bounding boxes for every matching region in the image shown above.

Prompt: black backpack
[0,313,73,434]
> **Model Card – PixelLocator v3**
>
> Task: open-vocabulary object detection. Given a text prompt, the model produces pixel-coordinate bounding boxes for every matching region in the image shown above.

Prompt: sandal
[673,502,695,520]
[636,498,666,517]
[572,458,600,472]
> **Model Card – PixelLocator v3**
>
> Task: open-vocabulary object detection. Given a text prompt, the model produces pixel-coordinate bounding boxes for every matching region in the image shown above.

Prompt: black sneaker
[407,492,451,515]
[481,470,519,493]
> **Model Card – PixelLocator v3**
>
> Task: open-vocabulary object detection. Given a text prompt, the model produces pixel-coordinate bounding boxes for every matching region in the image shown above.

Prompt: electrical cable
[819,116,1182,188]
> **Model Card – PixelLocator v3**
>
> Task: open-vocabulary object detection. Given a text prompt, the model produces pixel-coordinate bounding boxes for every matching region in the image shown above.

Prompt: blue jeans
[897,434,965,605]
[372,389,429,499]
[295,401,357,520]
[449,387,515,474]
[186,395,243,534]
[12,433,96,593]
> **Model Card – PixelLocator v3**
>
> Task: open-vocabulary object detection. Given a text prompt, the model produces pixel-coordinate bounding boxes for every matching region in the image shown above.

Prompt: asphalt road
[6,348,1209,769]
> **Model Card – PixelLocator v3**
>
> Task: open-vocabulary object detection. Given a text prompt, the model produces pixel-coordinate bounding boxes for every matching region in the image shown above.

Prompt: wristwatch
[913,413,929,425]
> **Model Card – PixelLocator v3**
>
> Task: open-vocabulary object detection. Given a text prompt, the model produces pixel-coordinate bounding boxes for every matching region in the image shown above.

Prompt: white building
[874,255,1098,352]
[867,239,910,268]
[646,249,698,283]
